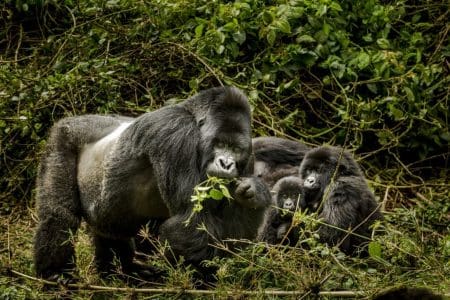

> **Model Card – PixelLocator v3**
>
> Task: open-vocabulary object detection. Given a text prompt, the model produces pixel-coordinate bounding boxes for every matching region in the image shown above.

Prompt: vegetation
[0,0,448,298]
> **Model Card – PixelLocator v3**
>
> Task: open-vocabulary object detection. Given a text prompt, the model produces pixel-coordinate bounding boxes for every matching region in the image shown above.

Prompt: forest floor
[1,177,449,299]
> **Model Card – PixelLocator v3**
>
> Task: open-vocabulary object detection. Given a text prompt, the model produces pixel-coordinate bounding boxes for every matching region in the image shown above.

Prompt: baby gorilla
[259,176,303,244]
[299,146,383,255]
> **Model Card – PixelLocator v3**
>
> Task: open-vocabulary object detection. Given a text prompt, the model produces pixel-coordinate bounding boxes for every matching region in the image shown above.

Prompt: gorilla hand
[234,177,271,209]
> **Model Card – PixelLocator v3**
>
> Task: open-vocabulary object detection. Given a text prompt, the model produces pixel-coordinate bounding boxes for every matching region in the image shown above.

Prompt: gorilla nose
[304,176,316,187]
[217,156,236,172]
[284,199,294,210]
[208,155,238,179]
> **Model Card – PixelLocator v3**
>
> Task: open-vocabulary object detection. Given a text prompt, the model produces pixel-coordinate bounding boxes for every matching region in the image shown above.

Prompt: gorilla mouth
[206,168,238,179]
[205,155,239,179]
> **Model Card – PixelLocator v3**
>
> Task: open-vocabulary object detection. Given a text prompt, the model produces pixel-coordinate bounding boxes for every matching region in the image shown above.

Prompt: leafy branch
[184,176,234,225]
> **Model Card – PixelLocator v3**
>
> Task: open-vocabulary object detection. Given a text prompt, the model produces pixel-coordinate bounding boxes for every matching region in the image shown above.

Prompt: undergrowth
[1,181,449,299]
[0,0,449,298]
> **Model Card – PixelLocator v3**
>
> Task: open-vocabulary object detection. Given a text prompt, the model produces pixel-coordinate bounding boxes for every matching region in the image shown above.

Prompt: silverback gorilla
[298,146,383,254]
[34,86,272,279]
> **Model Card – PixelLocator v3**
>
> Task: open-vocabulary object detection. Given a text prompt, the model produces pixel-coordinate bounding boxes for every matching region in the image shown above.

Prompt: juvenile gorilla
[298,146,383,254]
[34,86,272,279]
[252,137,310,187]
[258,176,303,244]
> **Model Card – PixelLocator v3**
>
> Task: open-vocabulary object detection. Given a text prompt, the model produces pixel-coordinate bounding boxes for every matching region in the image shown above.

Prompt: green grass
[1,178,449,299]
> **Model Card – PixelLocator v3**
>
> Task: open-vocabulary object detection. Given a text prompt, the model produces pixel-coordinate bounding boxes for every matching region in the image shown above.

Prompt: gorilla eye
[217,142,225,149]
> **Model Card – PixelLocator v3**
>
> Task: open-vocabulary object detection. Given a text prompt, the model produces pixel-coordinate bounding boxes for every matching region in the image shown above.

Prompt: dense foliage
[0,0,448,298]
[1,0,448,211]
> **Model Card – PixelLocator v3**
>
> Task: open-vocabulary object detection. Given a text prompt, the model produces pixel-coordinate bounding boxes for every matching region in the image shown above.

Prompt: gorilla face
[200,104,252,179]
[300,163,331,211]
[206,141,249,179]
[299,146,362,211]
[273,176,303,217]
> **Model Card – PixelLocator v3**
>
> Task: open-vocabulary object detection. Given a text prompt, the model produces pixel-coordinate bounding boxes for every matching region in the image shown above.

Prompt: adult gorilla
[252,136,310,187]
[34,86,272,280]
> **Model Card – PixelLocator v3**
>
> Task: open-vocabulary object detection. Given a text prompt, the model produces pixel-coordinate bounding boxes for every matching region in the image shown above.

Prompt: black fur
[372,287,444,300]
[34,87,272,279]
[252,137,310,187]
[258,176,303,244]
[298,146,383,254]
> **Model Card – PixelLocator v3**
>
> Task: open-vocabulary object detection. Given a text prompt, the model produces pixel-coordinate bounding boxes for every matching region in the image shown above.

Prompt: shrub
[0,0,448,211]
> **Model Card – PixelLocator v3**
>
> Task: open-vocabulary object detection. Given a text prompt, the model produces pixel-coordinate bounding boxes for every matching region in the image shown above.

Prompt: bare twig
[163,42,224,87]
[14,25,23,67]
[9,269,366,297]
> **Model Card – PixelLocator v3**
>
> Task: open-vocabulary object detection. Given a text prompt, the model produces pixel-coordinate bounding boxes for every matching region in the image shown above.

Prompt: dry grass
[1,178,449,299]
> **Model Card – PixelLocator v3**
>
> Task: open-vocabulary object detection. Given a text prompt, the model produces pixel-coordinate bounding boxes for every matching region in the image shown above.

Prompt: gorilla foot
[40,272,79,291]
[98,261,166,285]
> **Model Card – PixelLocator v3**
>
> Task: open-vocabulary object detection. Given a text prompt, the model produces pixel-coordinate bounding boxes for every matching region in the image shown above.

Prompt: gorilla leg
[159,213,219,283]
[34,128,81,279]
[34,115,125,278]
[159,214,214,266]
[93,235,134,275]
[135,219,165,256]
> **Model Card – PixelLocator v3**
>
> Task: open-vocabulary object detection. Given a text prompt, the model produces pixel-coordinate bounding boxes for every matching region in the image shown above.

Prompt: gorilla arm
[317,176,379,253]
[160,175,272,265]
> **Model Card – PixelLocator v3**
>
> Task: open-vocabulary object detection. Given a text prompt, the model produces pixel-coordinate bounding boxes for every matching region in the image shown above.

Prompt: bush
[0,0,448,211]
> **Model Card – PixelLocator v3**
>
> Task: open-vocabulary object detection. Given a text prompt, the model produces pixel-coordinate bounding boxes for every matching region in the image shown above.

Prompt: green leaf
[267,30,276,46]
[322,22,331,37]
[274,19,291,34]
[388,103,404,120]
[222,22,237,32]
[329,2,342,12]
[216,45,225,54]
[368,241,382,258]
[262,11,274,24]
[219,184,232,199]
[357,52,370,69]
[232,30,246,44]
[362,33,373,42]
[189,78,199,90]
[403,86,415,102]
[376,38,390,49]
[296,35,315,44]
[376,130,395,146]
[367,83,378,94]
[209,188,224,200]
[195,24,204,38]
